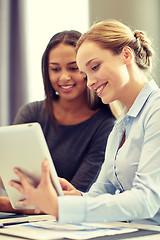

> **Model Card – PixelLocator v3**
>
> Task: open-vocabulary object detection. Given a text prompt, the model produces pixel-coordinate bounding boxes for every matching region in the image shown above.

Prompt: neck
[56,93,89,113]
[52,92,98,125]
[120,68,148,110]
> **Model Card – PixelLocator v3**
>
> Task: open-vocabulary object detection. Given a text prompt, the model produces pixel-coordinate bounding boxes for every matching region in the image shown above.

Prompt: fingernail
[44,160,49,166]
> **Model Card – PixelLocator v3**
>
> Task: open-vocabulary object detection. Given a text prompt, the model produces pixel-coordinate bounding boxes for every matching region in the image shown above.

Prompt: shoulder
[18,100,45,113]
[129,87,160,133]
[143,88,160,121]
[26,100,47,121]
[14,100,46,124]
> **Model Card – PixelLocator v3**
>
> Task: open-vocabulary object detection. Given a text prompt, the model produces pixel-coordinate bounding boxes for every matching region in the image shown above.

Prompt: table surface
[0,231,160,240]
[0,215,160,240]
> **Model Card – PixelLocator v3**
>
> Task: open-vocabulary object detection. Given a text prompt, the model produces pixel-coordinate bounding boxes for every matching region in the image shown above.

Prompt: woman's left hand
[9,159,58,217]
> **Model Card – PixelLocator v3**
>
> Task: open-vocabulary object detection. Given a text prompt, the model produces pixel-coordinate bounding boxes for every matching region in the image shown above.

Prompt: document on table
[0,220,138,240]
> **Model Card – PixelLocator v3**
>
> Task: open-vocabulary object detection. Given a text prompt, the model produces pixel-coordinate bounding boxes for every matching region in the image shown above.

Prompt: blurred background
[0,0,160,126]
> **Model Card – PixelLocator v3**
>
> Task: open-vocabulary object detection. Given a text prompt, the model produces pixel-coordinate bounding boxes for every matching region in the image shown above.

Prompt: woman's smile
[58,84,76,92]
[95,82,108,96]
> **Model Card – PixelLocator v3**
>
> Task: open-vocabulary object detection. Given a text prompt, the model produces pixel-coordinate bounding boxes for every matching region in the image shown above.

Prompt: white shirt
[58,80,160,225]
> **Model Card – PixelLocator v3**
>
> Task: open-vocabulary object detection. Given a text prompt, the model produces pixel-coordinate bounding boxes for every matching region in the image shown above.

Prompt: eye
[92,64,100,71]
[50,67,61,72]
[69,67,79,71]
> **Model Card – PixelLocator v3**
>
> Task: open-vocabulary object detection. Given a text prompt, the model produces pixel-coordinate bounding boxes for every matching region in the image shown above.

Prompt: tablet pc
[0,122,63,209]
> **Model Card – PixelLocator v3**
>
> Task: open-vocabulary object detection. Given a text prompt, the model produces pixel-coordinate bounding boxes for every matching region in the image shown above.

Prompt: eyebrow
[49,61,77,65]
[80,58,98,75]
[86,58,97,66]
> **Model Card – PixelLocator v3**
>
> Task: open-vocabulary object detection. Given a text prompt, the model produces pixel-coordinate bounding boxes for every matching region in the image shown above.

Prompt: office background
[0,0,160,126]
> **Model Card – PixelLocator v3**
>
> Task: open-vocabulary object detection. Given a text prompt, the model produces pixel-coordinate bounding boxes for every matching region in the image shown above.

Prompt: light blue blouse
[58,80,160,225]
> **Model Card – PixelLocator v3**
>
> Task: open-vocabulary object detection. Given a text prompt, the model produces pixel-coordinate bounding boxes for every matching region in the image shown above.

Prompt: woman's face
[76,41,130,104]
[48,43,86,101]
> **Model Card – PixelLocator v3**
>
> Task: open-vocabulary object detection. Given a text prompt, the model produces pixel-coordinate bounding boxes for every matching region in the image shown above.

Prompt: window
[25,0,89,101]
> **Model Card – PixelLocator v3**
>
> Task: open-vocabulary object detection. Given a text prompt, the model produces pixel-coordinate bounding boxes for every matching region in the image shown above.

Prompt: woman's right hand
[59,178,82,196]
[9,159,58,217]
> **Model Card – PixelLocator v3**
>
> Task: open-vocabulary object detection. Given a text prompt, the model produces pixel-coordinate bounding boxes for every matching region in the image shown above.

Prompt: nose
[87,76,96,91]
[59,70,71,81]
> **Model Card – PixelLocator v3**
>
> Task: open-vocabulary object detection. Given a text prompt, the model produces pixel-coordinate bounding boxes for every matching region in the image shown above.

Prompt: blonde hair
[76,19,153,72]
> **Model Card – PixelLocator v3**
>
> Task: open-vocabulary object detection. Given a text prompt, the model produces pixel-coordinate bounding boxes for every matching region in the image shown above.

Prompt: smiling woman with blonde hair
[9,19,160,225]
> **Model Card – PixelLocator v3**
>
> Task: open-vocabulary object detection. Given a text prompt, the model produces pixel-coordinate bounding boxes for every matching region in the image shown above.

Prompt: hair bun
[133,30,152,57]
[134,30,144,39]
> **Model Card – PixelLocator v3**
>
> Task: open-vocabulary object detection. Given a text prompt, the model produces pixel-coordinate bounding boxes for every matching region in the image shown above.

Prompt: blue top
[58,80,160,225]
[13,101,115,192]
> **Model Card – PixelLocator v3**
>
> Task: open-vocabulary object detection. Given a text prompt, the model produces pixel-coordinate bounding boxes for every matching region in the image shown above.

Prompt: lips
[96,82,108,96]
[60,84,75,89]
[59,84,76,93]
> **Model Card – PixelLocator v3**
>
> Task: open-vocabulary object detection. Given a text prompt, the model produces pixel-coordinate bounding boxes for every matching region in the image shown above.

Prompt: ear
[122,46,133,65]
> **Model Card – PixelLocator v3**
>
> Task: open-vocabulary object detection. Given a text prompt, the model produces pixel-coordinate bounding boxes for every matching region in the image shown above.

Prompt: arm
[0,196,36,214]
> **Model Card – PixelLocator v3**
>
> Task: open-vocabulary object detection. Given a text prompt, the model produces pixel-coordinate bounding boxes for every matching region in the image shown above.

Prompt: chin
[101,97,110,105]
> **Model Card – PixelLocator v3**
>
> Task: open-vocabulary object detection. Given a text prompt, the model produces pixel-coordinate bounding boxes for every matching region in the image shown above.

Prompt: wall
[88,0,160,85]
[0,0,9,125]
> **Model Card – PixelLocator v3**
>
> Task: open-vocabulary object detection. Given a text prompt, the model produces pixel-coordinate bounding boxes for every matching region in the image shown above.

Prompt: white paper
[0,220,138,240]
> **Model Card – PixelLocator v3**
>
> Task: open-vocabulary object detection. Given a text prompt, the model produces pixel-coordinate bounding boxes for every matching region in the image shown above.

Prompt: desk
[0,217,160,240]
